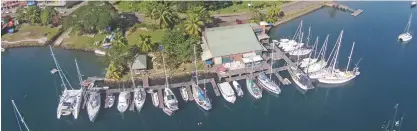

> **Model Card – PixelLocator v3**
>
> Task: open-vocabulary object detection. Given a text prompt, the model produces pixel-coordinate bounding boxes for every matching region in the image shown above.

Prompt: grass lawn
[62,32,107,49]
[209,2,252,15]
[126,29,165,45]
[1,25,59,41]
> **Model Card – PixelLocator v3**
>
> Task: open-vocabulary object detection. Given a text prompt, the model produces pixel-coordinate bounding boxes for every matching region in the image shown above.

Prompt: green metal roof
[131,55,147,70]
[204,24,265,57]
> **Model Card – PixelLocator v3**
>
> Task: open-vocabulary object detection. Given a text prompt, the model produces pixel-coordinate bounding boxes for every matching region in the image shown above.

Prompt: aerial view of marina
[2,1,417,131]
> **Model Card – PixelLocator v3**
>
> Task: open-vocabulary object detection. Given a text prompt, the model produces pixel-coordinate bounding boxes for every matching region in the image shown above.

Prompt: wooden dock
[143,75,149,88]
[209,78,221,96]
[129,92,135,111]
[157,89,163,108]
[274,72,291,85]
[104,91,110,108]
[186,85,194,101]
[325,2,363,16]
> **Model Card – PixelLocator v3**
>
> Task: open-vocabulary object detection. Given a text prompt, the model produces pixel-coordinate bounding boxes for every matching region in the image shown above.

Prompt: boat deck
[186,85,194,101]
[158,89,163,108]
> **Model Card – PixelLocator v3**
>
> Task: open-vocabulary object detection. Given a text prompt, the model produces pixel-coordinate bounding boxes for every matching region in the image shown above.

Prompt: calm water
[2,2,417,131]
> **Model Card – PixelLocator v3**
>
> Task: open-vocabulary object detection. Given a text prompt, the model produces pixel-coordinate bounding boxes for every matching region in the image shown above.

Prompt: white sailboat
[299,36,320,68]
[289,26,313,56]
[398,14,412,42]
[218,82,236,103]
[318,30,361,84]
[288,67,314,91]
[279,20,304,50]
[232,81,244,97]
[150,90,159,107]
[50,46,83,120]
[11,99,30,131]
[87,91,100,122]
[258,42,281,95]
[130,66,146,113]
[191,44,212,111]
[117,88,130,113]
[180,87,189,101]
[161,52,179,112]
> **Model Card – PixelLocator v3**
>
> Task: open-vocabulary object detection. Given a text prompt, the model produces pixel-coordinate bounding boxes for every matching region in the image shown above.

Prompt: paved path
[2,37,48,44]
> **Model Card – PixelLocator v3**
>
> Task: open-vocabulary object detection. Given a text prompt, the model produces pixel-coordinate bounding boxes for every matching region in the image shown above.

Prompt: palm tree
[187,6,212,25]
[266,5,282,21]
[137,34,153,53]
[151,4,179,29]
[184,14,204,36]
[26,6,41,24]
[106,62,122,80]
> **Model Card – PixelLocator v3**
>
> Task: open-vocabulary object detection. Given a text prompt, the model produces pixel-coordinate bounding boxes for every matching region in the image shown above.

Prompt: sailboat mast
[49,46,67,90]
[162,54,169,88]
[11,100,30,131]
[332,30,344,71]
[406,14,412,33]
[321,34,329,60]
[306,26,311,46]
[346,42,355,72]
[311,36,319,59]
[74,58,83,85]
[193,44,199,85]
[270,42,273,79]
[292,20,303,40]
[129,64,136,88]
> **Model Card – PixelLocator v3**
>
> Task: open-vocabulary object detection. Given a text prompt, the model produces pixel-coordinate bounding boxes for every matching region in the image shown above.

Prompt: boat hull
[117,92,130,113]
[134,89,146,112]
[151,92,159,107]
[257,73,281,95]
[232,81,244,97]
[218,82,237,104]
[192,84,212,110]
[73,89,83,120]
[164,88,179,111]
[180,87,189,101]
[246,79,262,99]
[87,92,101,122]
[317,71,359,84]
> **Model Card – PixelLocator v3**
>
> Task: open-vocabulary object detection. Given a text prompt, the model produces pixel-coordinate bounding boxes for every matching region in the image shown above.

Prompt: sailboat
[50,46,83,120]
[130,66,146,113]
[117,85,130,113]
[161,52,179,112]
[398,14,412,42]
[381,104,404,131]
[304,35,329,74]
[106,92,115,108]
[317,30,361,84]
[288,67,314,91]
[258,42,281,95]
[191,44,212,111]
[87,91,100,122]
[289,26,313,56]
[246,59,262,99]
[11,99,30,131]
[411,0,416,7]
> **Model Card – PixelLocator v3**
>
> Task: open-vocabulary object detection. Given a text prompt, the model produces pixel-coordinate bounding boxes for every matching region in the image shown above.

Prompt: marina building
[131,55,148,74]
[200,24,267,70]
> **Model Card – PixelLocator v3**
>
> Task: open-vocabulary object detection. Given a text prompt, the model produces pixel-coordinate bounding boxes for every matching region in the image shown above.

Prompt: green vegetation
[2,25,59,41]
[63,33,107,49]
[62,2,118,35]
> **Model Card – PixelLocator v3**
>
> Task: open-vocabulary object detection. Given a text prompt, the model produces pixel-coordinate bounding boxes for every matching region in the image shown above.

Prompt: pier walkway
[325,2,363,16]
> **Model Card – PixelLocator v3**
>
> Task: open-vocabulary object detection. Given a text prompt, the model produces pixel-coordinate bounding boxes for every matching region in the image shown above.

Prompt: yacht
[191,44,212,110]
[412,1,417,7]
[218,82,236,103]
[288,68,314,91]
[50,46,83,120]
[180,87,189,101]
[303,60,327,73]
[289,48,312,56]
[150,90,159,107]
[164,87,179,111]
[87,91,101,122]
[133,87,146,112]
[246,78,262,99]
[318,31,361,84]
[257,72,281,95]
[299,58,318,68]
[117,91,130,113]
[232,81,244,97]
[398,14,413,42]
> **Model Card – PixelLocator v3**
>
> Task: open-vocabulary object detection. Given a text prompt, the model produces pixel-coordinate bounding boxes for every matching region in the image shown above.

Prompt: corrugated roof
[131,55,147,70]
[204,24,265,57]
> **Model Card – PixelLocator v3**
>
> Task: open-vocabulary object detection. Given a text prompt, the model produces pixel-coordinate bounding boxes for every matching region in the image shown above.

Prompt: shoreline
[274,3,325,26]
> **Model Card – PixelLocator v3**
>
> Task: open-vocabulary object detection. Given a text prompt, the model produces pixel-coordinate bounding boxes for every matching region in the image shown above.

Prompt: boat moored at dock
[117,91,130,113]
[133,87,146,113]
[150,90,159,107]
[398,14,413,42]
[180,87,189,101]
[87,91,101,122]
[232,81,244,97]
[164,87,179,111]
[218,82,236,103]
[246,78,262,99]
[257,72,281,95]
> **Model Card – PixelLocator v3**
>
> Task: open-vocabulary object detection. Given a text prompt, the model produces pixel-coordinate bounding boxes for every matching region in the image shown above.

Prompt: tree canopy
[63,2,118,34]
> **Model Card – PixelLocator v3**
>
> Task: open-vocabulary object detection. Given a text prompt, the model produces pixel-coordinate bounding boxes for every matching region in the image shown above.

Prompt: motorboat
[107,93,115,108]
[246,78,262,99]
[180,87,189,101]
[232,81,244,97]
[151,90,159,107]
[257,72,281,95]
[218,82,236,103]
[133,87,146,113]
[87,91,101,122]
[117,91,130,113]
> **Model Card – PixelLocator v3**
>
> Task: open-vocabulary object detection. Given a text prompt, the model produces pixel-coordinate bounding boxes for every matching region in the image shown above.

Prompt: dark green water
[2,2,417,131]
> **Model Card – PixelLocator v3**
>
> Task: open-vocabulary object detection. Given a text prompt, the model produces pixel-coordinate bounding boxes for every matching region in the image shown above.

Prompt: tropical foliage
[137,34,154,53]
[265,5,282,23]
[184,14,204,36]
[149,4,179,29]
[40,7,58,26]
[63,2,118,34]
